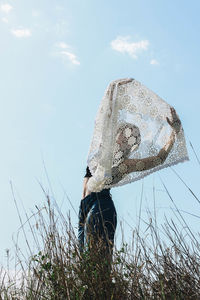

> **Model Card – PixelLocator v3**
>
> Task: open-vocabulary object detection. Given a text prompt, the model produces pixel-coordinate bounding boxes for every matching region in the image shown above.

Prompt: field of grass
[0,144,200,299]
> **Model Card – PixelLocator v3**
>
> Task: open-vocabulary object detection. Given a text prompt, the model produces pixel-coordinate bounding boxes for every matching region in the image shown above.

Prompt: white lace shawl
[86,78,189,192]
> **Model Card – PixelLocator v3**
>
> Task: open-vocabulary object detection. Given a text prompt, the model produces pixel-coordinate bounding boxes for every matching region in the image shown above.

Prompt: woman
[78,168,117,261]
[78,107,181,259]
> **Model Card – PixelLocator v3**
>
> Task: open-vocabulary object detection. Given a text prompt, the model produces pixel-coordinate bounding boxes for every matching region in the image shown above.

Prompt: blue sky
[0,0,200,263]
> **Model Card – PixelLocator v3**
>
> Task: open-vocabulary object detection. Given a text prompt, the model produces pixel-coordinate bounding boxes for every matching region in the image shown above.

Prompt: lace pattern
[86,78,189,192]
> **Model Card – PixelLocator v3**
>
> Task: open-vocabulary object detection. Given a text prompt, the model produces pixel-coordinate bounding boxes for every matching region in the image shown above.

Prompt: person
[78,107,181,266]
[78,168,117,263]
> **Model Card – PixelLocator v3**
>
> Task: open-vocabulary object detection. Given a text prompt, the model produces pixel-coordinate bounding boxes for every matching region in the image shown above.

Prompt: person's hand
[82,177,92,199]
[166,107,182,134]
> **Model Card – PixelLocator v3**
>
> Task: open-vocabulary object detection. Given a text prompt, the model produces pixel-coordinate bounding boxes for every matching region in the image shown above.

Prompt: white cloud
[60,50,80,65]
[57,42,70,49]
[150,59,159,65]
[1,4,13,13]
[11,28,31,38]
[2,17,8,23]
[55,42,80,65]
[111,36,149,59]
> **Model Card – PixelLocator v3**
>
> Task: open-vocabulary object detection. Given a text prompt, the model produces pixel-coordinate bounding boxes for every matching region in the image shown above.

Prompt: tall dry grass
[0,143,200,299]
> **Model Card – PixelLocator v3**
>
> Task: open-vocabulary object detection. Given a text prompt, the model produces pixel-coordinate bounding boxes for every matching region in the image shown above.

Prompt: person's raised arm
[123,107,181,173]
[123,131,175,173]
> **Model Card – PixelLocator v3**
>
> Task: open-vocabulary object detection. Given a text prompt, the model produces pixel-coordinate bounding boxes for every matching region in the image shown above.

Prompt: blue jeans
[78,189,117,254]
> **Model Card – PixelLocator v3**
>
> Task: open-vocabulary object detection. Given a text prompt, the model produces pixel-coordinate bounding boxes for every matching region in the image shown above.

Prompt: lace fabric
[86,78,189,192]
